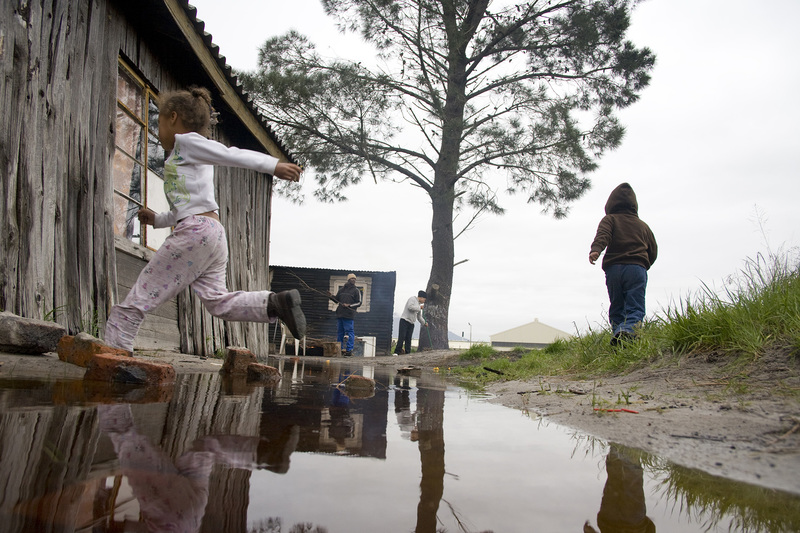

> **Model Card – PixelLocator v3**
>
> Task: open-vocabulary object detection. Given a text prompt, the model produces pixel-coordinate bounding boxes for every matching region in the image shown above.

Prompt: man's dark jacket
[331,283,362,319]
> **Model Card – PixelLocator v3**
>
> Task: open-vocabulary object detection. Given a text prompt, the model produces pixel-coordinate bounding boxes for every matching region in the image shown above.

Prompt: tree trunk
[419,186,455,350]
[416,0,481,350]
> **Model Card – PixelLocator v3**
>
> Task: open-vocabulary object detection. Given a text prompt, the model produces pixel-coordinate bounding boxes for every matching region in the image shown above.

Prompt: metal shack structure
[269,266,397,356]
[0,0,295,355]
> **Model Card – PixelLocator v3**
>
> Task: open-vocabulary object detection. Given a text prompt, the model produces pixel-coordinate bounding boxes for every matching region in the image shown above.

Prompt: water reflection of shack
[268,266,397,357]
[265,360,390,458]
[0,374,265,531]
[0,360,392,531]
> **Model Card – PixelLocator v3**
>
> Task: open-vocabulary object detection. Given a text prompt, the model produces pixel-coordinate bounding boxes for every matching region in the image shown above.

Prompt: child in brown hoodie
[589,183,658,345]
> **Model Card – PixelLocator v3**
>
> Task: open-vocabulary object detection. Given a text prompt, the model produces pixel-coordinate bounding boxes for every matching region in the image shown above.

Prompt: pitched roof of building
[490,318,572,344]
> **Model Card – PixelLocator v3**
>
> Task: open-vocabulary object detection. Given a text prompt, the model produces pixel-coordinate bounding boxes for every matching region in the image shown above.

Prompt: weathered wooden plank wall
[0,0,278,355]
[176,162,274,356]
[0,0,117,333]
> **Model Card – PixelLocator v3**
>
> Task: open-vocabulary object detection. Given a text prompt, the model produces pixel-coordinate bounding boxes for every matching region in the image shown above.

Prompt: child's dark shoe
[268,289,306,339]
[610,331,636,347]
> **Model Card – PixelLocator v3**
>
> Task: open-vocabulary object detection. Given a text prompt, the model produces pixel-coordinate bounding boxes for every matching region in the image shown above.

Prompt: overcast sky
[189,0,800,341]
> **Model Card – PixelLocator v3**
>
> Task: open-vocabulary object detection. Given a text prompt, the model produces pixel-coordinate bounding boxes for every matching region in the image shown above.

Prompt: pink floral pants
[105,215,274,351]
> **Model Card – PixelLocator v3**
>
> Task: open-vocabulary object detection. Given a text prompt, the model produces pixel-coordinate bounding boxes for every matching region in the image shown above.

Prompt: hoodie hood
[605,183,638,216]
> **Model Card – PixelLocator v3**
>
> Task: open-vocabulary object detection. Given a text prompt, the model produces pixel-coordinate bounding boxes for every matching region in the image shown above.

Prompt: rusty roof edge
[181,0,298,164]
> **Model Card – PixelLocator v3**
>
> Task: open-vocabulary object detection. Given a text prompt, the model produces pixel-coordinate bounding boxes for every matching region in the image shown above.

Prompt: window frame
[113,58,167,251]
[328,276,372,313]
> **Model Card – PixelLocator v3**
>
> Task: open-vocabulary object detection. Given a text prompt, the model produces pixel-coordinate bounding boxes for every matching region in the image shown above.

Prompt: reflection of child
[98,404,214,532]
[97,404,299,531]
[584,445,656,533]
[589,183,657,345]
[104,87,305,352]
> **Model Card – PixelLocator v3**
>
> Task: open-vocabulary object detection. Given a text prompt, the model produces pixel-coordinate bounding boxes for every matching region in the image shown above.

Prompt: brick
[58,332,130,368]
[220,346,257,375]
[85,352,176,385]
[321,341,341,357]
[247,363,281,383]
[342,375,376,399]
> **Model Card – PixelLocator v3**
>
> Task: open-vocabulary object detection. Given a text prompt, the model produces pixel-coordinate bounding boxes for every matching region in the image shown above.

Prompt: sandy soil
[2,347,799,495]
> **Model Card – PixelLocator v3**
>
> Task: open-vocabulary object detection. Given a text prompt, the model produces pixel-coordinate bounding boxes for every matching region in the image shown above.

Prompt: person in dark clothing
[589,183,657,345]
[328,273,362,356]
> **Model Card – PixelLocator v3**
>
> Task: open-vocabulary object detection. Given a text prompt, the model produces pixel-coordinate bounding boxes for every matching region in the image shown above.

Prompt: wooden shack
[268,266,396,356]
[0,0,295,355]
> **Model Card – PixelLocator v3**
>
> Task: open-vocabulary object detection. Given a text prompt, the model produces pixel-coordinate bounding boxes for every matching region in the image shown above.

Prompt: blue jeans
[605,264,647,335]
[337,318,355,351]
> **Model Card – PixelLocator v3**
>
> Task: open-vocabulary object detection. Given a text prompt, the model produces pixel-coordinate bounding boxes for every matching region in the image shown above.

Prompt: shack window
[112,59,169,250]
[328,276,372,313]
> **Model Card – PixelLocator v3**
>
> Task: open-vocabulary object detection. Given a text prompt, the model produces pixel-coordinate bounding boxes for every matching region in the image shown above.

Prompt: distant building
[490,318,572,350]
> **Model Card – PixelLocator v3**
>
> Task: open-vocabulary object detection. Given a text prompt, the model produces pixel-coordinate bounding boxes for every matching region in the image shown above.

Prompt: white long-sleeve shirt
[400,296,425,325]
[154,132,279,228]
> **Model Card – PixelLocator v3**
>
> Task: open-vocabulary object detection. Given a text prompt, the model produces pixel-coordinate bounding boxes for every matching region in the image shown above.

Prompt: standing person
[589,183,657,346]
[328,273,361,356]
[395,290,427,355]
[104,86,306,353]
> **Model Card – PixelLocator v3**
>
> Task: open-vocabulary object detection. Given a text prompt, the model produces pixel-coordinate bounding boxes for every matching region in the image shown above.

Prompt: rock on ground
[0,311,66,354]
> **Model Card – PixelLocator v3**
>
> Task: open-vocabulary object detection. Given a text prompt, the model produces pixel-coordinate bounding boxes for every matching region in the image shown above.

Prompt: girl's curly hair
[158,86,217,136]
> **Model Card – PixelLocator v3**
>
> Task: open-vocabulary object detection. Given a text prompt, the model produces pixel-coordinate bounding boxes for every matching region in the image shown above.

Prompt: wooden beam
[162,0,286,159]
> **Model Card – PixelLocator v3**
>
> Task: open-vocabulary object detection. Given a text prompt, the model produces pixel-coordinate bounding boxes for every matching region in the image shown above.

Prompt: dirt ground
[2,347,799,496]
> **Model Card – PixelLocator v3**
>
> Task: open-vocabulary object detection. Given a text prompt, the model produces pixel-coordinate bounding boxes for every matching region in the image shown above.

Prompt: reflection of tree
[415,386,445,533]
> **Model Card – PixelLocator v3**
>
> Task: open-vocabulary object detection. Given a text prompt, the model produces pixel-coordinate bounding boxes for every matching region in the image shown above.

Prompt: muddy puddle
[0,358,798,532]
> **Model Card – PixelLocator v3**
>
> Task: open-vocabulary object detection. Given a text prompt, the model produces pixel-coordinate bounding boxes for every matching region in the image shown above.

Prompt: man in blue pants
[328,273,362,356]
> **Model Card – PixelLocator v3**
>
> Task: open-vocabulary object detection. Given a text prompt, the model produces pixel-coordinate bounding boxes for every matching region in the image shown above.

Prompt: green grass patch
[454,249,800,385]
[458,343,498,361]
